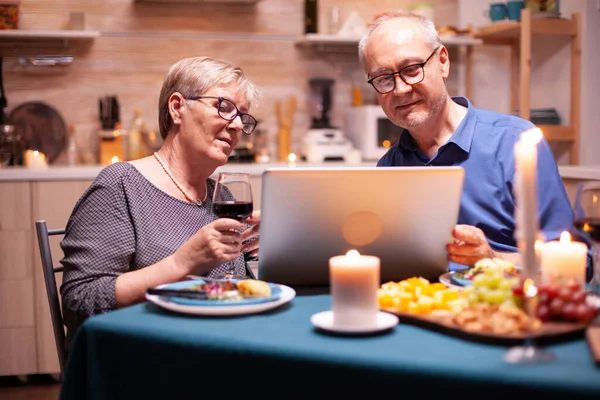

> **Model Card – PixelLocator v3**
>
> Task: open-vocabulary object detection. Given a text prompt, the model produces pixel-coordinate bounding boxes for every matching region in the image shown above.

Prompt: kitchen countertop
[0,161,377,181]
[1,163,599,182]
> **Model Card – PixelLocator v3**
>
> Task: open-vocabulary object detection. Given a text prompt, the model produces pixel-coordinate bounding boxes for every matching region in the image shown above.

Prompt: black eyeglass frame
[186,95,258,135]
[367,46,441,94]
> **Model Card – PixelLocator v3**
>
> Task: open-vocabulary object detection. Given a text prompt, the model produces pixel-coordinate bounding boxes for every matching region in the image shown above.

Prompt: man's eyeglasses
[186,96,258,135]
[367,46,441,94]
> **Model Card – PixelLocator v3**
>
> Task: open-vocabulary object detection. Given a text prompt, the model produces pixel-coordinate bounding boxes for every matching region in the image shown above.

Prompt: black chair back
[35,220,67,379]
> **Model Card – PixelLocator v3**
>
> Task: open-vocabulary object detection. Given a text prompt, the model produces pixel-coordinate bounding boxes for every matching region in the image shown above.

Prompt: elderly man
[358,10,578,271]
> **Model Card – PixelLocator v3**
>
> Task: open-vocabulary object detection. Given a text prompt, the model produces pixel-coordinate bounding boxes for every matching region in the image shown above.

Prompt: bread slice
[237,280,272,298]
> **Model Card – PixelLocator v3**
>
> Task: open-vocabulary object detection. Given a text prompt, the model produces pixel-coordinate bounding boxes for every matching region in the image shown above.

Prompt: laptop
[257,166,465,287]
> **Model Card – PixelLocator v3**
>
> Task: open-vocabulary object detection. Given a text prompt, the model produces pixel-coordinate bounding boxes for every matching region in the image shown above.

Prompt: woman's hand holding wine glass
[212,172,255,280]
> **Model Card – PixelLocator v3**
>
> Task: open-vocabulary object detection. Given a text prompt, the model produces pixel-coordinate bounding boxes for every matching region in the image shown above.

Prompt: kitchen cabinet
[31,180,94,374]
[0,182,36,375]
[474,8,581,164]
[0,179,92,376]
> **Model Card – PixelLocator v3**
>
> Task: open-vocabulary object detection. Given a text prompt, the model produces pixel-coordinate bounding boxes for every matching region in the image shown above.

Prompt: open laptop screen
[258,167,465,287]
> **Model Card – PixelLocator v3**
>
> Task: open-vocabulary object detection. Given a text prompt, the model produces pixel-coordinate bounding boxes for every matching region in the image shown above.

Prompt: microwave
[344,105,403,160]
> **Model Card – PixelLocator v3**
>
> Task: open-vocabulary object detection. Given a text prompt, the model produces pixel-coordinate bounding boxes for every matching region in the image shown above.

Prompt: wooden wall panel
[6,0,458,163]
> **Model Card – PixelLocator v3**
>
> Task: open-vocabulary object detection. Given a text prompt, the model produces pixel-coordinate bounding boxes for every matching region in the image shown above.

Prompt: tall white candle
[541,231,588,284]
[329,249,380,328]
[514,128,543,278]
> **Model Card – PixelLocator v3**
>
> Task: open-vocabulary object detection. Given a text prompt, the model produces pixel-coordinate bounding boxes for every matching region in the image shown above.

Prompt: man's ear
[438,45,450,80]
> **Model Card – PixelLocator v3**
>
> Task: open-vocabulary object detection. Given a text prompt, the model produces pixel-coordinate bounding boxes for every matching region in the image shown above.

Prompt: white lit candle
[541,231,588,284]
[24,150,48,170]
[514,128,543,279]
[287,152,297,168]
[111,156,119,164]
[329,249,380,328]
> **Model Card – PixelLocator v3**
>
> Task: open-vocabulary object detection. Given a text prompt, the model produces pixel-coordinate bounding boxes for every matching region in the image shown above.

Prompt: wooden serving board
[585,323,600,365]
[382,308,586,346]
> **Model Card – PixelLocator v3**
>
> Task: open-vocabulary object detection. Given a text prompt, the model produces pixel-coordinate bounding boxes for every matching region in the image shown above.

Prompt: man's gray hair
[158,56,260,139]
[358,10,441,70]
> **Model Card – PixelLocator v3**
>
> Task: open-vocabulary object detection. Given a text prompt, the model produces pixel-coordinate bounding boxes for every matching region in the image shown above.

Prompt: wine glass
[503,277,556,364]
[212,172,253,280]
[574,182,600,295]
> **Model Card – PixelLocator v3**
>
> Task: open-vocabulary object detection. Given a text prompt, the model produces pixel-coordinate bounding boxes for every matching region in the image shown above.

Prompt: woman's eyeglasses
[187,96,258,135]
[367,46,441,94]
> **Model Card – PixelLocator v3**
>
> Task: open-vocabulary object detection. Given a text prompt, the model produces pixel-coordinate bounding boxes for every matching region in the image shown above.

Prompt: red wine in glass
[213,201,253,222]
[212,172,253,280]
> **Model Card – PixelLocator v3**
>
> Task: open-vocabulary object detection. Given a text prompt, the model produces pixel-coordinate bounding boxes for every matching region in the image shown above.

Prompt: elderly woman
[60,56,261,349]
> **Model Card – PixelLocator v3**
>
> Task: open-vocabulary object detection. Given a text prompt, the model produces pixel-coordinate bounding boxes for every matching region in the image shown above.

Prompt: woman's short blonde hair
[158,56,260,139]
[358,10,441,70]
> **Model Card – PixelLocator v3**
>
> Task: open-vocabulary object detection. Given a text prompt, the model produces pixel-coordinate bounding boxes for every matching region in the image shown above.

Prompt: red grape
[575,304,595,323]
[537,304,551,321]
[572,289,587,304]
[566,279,582,292]
[550,298,564,316]
[562,302,577,321]
[558,287,573,302]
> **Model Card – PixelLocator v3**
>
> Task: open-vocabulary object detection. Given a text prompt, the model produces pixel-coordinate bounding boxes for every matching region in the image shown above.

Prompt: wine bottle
[304,0,318,34]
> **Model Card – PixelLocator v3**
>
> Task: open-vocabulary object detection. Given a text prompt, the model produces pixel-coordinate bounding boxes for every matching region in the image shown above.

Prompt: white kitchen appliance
[301,78,354,163]
[345,105,404,160]
[301,128,353,163]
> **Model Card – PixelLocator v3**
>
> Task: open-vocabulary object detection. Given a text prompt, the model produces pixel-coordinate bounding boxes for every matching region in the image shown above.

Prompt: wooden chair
[35,220,67,379]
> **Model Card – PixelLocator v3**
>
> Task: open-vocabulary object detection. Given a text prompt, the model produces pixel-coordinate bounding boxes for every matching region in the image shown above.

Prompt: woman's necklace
[153,152,206,206]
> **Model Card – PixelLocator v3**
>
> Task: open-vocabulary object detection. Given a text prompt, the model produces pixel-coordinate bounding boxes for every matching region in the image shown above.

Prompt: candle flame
[288,153,297,162]
[111,156,119,164]
[521,128,543,146]
[346,249,360,259]
[33,150,39,156]
[523,278,537,297]
[560,231,571,243]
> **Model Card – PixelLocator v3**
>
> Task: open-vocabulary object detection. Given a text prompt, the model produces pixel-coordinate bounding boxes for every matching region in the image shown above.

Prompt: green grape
[486,273,503,289]
[482,289,506,304]
[472,274,489,288]
[498,279,514,292]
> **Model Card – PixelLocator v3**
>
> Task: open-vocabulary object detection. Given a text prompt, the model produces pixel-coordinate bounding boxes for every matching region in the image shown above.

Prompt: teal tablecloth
[61,292,600,399]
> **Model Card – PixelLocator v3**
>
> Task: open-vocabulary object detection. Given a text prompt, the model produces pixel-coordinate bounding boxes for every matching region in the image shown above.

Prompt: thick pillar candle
[541,231,588,283]
[329,250,380,327]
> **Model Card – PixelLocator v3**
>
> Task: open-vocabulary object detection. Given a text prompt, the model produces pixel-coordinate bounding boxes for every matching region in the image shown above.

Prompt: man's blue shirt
[377,97,575,259]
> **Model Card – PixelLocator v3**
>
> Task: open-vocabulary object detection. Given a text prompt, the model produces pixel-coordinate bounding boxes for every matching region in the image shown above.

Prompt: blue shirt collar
[397,96,475,155]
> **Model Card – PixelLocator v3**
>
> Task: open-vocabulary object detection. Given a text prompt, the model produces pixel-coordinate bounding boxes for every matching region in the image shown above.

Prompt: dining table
[60,286,600,399]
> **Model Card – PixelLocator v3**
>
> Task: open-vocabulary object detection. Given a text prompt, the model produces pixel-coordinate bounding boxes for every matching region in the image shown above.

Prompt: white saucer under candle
[329,249,380,328]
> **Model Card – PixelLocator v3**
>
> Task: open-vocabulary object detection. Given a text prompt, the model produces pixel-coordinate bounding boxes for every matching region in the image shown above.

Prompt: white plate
[146,282,296,316]
[439,271,464,289]
[310,310,398,334]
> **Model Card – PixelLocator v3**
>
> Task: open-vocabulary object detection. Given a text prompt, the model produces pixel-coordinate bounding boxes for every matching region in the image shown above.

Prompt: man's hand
[447,224,496,267]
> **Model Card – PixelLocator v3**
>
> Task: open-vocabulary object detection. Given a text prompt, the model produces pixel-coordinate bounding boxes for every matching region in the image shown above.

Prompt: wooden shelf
[474,8,581,164]
[474,17,577,43]
[0,30,99,58]
[538,125,576,142]
[0,30,100,41]
[296,33,482,52]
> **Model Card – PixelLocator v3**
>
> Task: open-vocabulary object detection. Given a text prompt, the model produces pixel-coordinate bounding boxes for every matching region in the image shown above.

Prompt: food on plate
[453,303,542,335]
[378,277,467,315]
[189,280,241,301]
[454,257,519,282]
[513,278,599,324]
[187,279,273,301]
[461,264,521,308]
[237,279,272,298]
